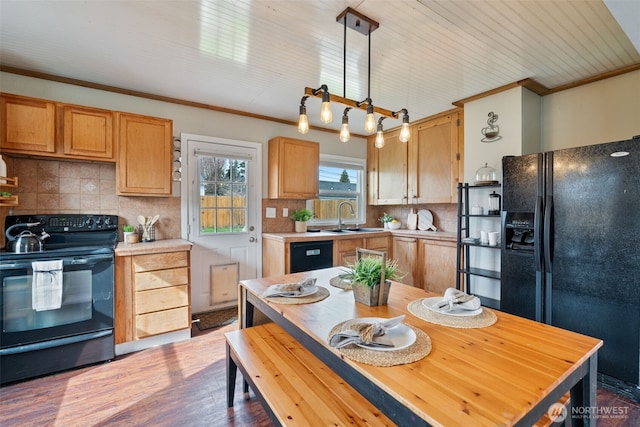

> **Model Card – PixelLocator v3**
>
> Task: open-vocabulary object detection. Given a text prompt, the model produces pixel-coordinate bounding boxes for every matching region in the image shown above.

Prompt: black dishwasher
[290,240,333,273]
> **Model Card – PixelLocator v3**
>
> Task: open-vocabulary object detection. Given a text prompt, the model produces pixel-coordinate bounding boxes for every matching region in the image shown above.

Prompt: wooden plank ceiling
[0,0,638,134]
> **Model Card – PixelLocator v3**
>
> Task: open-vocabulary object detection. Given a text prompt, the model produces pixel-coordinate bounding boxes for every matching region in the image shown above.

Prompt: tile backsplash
[1,157,181,244]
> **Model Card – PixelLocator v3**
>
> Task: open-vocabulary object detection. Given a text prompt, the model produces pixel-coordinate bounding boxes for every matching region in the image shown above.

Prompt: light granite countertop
[262,229,457,243]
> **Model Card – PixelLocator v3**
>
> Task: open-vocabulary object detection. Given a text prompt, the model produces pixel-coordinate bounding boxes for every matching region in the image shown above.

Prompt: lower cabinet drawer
[135,306,190,339]
[135,285,189,314]
[135,267,189,291]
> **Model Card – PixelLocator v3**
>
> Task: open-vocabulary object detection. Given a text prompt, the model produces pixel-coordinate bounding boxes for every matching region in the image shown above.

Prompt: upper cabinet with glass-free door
[268,136,319,199]
[367,128,407,205]
[1,93,116,161]
[367,109,463,205]
[1,93,56,154]
[116,112,173,196]
[408,111,462,204]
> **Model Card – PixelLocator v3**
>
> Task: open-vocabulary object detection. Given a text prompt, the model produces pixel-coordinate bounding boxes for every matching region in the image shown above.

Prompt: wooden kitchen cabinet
[116,112,173,196]
[334,235,391,267]
[367,128,407,205]
[393,236,417,286]
[367,109,462,205]
[1,93,56,154]
[418,239,458,294]
[408,111,462,203]
[115,249,191,344]
[268,136,319,199]
[334,237,364,267]
[392,234,458,291]
[1,93,117,161]
[63,104,114,160]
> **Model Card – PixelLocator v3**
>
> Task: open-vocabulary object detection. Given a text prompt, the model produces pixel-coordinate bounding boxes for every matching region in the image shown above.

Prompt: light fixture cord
[367,27,371,99]
[343,16,347,98]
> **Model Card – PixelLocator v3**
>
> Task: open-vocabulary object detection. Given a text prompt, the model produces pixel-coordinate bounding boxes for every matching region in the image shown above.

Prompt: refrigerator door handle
[534,195,543,272]
[544,195,553,272]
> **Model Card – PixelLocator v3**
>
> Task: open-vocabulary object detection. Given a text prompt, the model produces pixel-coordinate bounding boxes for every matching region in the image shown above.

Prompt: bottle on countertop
[407,208,418,230]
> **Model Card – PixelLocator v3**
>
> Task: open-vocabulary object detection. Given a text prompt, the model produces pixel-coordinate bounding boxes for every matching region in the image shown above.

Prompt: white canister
[407,210,418,230]
[480,230,489,244]
[488,231,500,246]
[471,205,483,215]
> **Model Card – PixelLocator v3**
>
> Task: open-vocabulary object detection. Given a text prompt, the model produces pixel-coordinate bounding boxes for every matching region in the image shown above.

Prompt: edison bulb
[320,101,332,124]
[399,122,410,142]
[339,123,351,143]
[375,130,385,148]
[365,112,376,133]
[297,114,309,134]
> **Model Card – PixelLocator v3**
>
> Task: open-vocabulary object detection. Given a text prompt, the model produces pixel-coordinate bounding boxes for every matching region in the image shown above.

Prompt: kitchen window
[307,154,366,226]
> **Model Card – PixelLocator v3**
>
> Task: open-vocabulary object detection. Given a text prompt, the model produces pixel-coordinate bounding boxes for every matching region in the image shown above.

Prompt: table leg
[226,342,237,408]
[570,353,597,427]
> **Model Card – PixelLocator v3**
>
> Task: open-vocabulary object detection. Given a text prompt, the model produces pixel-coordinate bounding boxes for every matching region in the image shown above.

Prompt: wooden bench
[225,322,394,426]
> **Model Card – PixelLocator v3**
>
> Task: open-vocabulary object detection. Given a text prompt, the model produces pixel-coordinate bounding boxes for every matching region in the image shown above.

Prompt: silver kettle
[5,222,50,253]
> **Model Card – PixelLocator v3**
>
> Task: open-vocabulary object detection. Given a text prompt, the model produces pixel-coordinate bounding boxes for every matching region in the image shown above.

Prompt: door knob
[249,237,256,242]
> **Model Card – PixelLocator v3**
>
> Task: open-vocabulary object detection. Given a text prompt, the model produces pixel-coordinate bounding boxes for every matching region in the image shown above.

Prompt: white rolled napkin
[329,315,405,349]
[436,288,481,311]
[263,277,317,297]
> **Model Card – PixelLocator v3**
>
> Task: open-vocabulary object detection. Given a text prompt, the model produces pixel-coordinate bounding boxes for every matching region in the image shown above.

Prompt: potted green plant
[122,224,138,244]
[378,212,393,228]
[344,249,403,306]
[290,208,313,233]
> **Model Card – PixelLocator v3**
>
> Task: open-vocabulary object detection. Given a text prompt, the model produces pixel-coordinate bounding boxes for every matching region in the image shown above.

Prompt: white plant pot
[294,221,307,233]
[124,231,139,244]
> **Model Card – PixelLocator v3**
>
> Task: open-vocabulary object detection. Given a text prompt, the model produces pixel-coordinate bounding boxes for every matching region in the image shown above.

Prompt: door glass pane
[199,155,247,234]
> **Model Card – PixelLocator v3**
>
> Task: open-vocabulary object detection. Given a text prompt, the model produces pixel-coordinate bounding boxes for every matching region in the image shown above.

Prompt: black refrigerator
[501,136,639,399]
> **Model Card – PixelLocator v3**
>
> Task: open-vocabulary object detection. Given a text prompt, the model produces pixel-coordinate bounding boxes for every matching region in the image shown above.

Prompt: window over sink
[306,154,366,226]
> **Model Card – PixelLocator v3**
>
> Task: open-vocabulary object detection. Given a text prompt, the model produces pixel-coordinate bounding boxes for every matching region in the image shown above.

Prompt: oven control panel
[5,214,119,232]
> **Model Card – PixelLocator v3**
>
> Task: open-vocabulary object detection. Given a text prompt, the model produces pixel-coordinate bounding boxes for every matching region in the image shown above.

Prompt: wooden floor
[1,322,639,427]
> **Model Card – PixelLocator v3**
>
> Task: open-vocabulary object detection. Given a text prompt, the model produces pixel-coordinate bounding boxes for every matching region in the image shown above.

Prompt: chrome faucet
[337,201,355,230]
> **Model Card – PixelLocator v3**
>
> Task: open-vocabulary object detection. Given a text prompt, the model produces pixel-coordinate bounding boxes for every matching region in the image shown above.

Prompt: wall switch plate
[283,208,288,217]
[266,207,276,218]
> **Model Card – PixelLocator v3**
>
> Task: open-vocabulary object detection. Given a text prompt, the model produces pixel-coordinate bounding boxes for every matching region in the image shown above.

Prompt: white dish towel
[32,260,63,311]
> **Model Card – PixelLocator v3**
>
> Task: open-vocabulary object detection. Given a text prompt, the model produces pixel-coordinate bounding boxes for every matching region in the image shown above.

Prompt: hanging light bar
[298,7,410,146]
[303,87,396,119]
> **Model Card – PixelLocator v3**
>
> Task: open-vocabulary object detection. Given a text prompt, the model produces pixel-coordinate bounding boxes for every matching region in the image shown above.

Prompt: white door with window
[181,133,262,314]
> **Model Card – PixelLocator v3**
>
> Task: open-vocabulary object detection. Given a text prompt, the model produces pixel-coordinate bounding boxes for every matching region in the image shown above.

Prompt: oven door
[0,252,114,349]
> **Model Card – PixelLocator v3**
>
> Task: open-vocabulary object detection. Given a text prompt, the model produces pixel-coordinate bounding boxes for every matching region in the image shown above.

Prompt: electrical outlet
[283,208,288,217]
[266,207,276,218]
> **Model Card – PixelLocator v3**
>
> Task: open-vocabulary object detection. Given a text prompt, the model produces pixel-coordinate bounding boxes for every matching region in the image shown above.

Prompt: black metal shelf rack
[456,182,501,309]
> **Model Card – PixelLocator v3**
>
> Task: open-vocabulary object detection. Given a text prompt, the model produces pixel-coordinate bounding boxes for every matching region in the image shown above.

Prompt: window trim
[307,154,366,227]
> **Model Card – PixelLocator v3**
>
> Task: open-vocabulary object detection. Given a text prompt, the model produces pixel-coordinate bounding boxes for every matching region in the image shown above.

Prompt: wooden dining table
[238,267,602,427]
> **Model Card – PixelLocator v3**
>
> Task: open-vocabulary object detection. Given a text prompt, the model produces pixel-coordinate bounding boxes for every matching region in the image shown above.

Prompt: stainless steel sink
[326,227,384,233]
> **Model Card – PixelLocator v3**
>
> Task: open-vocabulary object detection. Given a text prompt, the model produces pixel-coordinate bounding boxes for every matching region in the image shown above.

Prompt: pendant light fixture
[297,95,310,134]
[394,109,410,143]
[339,107,352,143]
[375,117,386,148]
[297,7,409,147]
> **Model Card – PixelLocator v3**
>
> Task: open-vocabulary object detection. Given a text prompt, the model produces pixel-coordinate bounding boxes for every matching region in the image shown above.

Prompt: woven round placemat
[329,275,352,290]
[327,321,431,367]
[264,286,330,305]
[408,298,497,328]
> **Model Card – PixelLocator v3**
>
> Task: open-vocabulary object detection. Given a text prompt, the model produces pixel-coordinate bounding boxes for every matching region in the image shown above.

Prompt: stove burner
[3,214,119,254]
